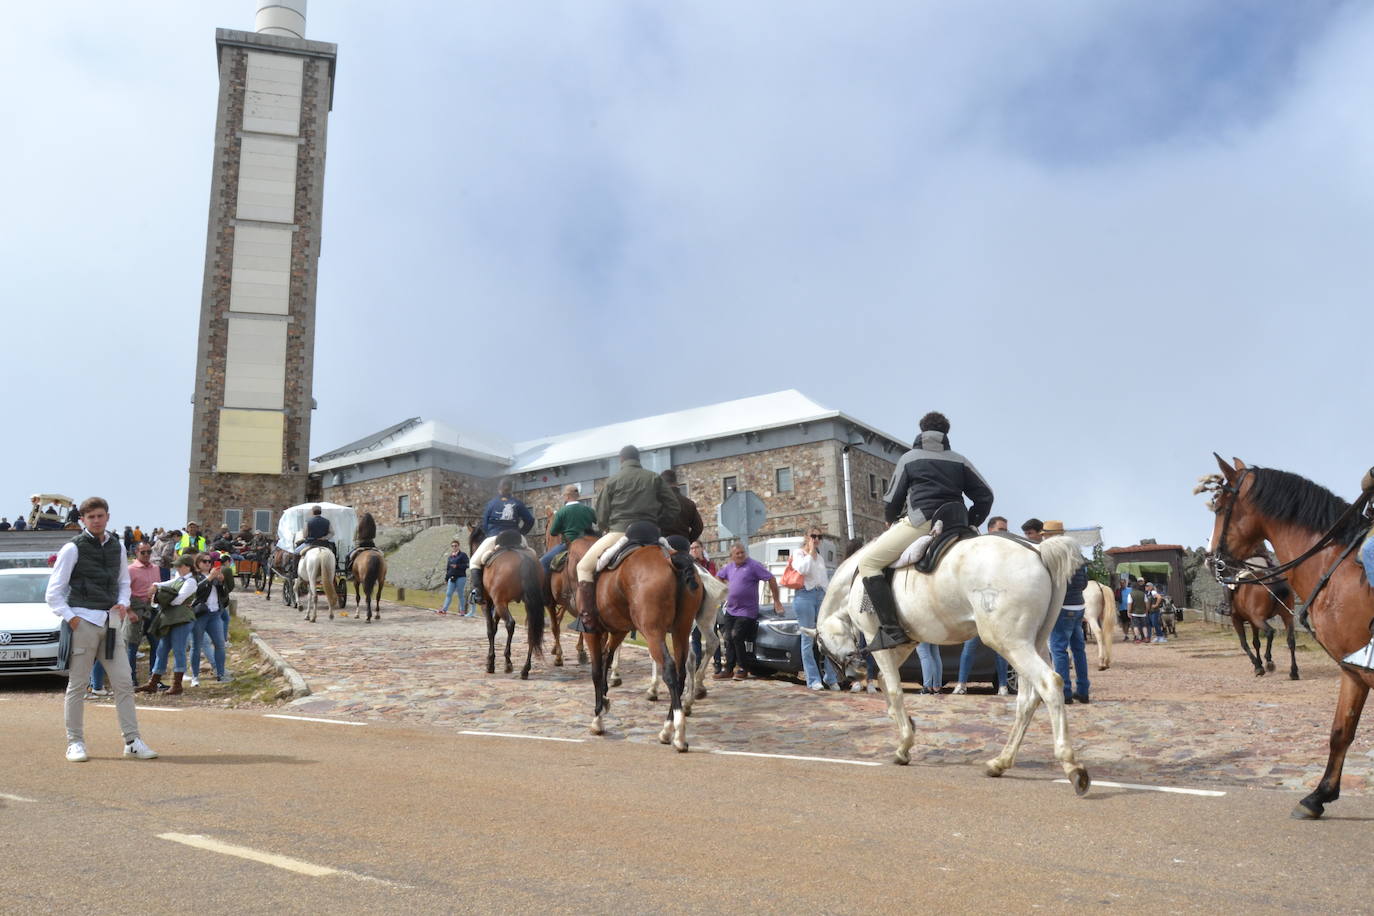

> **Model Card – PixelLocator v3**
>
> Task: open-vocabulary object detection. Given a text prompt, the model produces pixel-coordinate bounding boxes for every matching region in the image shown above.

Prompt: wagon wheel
[336,575,349,607]
[1004,667,1018,695]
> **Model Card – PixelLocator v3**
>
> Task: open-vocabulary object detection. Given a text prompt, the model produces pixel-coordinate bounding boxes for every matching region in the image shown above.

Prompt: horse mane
[1247,467,1363,546]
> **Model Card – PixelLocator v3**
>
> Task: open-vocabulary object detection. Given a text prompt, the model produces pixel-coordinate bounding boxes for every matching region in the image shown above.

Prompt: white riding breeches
[857,517,932,578]
[576,530,625,583]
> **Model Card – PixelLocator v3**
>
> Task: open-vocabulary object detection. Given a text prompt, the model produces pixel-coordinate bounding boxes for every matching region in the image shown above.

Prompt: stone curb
[248,631,311,700]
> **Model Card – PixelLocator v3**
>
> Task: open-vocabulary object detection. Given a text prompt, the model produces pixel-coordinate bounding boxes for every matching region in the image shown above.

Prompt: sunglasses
[809,534,822,539]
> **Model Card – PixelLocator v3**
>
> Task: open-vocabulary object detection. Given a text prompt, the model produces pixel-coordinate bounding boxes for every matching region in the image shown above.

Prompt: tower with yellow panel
[187,2,336,535]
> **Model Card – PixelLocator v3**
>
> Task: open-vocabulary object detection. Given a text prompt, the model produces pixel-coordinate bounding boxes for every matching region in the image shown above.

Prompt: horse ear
[1232,457,1247,471]
[1213,452,1236,481]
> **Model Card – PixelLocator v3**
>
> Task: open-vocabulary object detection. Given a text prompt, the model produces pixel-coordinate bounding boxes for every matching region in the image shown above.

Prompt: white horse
[646,569,726,714]
[297,546,339,623]
[806,534,1092,794]
[1083,579,1116,670]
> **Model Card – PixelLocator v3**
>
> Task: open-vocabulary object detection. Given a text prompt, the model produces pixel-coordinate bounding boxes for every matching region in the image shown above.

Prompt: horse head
[1199,453,1264,564]
[802,610,862,688]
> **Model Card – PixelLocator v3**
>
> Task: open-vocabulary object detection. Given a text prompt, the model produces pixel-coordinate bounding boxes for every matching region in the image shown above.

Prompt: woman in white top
[791,528,839,690]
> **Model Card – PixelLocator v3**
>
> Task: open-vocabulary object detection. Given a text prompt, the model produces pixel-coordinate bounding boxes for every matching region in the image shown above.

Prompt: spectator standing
[915,642,943,694]
[189,554,232,684]
[1044,520,1091,703]
[1146,582,1166,643]
[154,529,180,581]
[138,555,199,695]
[791,527,838,691]
[177,522,207,556]
[713,543,783,681]
[45,496,158,762]
[467,479,535,605]
[1021,518,1044,543]
[13,515,26,531]
[1128,579,1150,642]
[954,515,1011,695]
[122,525,135,557]
[93,541,162,693]
[439,540,470,616]
[688,541,721,673]
[0,517,10,531]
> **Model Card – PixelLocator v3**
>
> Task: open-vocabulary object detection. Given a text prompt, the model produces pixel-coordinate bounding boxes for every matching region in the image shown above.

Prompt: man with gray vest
[574,445,681,631]
[859,412,994,650]
[45,497,158,763]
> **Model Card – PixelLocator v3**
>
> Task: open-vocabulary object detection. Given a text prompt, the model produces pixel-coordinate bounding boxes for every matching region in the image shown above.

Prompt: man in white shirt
[45,497,157,763]
[791,527,839,690]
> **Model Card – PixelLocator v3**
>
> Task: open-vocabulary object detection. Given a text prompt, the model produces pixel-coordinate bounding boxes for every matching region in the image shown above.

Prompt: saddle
[888,502,979,575]
[549,550,569,572]
[598,521,668,574]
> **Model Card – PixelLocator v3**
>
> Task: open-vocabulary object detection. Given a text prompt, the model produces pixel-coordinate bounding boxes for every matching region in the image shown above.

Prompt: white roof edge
[310,438,511,474]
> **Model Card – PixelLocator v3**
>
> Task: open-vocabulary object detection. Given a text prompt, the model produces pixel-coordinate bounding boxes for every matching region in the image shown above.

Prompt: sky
[3,0,1371,550]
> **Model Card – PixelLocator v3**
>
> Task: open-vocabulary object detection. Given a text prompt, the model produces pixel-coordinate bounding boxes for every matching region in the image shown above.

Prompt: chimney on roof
[1139,538,1157,546]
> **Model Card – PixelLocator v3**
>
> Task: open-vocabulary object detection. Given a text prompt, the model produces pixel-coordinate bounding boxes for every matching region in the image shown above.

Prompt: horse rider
[542,485,597,574]
[858,411,994,651]
[344,512,379,576]
[293,505,336,558]
[1342,466,1374,671]
[659,468,704,543]
[574,445,681,631]
[467,478,535,606]
[177,522,208,556]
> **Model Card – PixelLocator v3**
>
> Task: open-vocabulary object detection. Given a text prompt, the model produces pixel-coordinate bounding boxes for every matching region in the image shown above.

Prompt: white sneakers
[123,738,159,759]
[997,685,1010,696]
[189,675,200,687]
[65,742,89,763]
[951,683,968,695]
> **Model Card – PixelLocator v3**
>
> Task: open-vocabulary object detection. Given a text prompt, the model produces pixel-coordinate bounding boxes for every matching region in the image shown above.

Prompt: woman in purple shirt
[713,543,784,681]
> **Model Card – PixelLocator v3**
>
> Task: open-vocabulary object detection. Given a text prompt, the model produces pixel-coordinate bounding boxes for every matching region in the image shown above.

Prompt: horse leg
[484,602,497,674]
[1294,671,1370,818]
[644,657,661,702]
[586,630,608,735]
[1235,618,1264,675]
[1001,644,1088,794]
[652,637,675,745]
[550,606,564,667]
[1263,625,1277,673]
[986,674,1041,777]
[1285,616,1300,680]
[577,633,589,666]
[871,649,915,765]
[654,635,688,752]
[503,608,515,674]
[671,626,690,750]
[609,644,622,688]
[694,618,721,703]
[1086,616,1107,670]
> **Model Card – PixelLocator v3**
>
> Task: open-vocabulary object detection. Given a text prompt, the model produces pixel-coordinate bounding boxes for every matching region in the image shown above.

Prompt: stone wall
[844,446,899,543]
[323,467,490,525]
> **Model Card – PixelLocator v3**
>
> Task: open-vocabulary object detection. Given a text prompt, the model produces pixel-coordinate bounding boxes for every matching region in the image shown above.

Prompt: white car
[0,568,65,676]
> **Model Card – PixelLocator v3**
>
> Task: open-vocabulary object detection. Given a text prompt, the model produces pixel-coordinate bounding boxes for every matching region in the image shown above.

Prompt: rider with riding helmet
[858,411,994,651]
[467,478,535,606]
[574,445,681,631]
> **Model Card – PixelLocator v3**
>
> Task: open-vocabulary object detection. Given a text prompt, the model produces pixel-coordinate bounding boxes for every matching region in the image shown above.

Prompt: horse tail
[518,552,545,658]
[321,551,339,608]
[1038,536,1084,616]
[366,552,385,596]
[669,549,700,617]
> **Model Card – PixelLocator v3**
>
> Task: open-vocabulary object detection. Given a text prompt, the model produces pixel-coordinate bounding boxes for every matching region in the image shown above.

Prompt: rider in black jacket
[858,412,994,650]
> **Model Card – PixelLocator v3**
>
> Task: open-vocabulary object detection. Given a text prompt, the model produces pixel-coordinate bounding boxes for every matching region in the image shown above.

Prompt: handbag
[780,558,805,590]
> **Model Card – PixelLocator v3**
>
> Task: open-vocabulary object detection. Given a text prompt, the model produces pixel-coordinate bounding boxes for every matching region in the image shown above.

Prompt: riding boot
[467,567,484,609]
[576,581,604,634]
[862,575,911,651]
[134,673,161,694]
[167,672,184,696]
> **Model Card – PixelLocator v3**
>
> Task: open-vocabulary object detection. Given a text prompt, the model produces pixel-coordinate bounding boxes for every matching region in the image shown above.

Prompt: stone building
[185,2,337,535]
[311,391,908,548]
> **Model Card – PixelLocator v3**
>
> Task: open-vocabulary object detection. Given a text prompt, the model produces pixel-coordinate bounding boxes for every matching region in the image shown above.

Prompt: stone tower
[186,2,336,535]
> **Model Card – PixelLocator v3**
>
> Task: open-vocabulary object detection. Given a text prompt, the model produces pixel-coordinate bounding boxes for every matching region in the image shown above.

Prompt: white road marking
[157,833,404,886]
[263,714,366,726]
[459,730,585,743]
[711,750,881,767]
[98,704,182,712]
[1,793,37,803]
[1054,778,1226,797]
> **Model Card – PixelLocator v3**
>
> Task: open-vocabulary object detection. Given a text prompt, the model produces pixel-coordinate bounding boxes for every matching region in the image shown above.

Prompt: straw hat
[1041,520,1067,536]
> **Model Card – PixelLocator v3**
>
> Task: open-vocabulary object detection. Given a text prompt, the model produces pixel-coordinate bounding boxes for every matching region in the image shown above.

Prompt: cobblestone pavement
[237,591,1371,795]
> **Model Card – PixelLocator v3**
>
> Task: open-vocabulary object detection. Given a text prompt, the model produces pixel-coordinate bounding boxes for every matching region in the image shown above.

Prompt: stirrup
[1341,637,1374,672]
[868,625,911,652]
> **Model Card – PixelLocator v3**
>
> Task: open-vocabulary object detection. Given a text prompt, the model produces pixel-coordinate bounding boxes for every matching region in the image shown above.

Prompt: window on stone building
[398,494,410,518]
[775,467,793,493]
[723,476,738,500]
[223,508,242,532]
[869,474,879,498]
[253,509,271,533]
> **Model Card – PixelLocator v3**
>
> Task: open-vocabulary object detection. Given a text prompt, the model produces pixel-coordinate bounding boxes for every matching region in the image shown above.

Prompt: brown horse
[566,536,700,750]
[348,513,386,622]
[474,534,546,679]
[544,522,592,669]
[1222,561,1299,680]
[1201,456,1372,818]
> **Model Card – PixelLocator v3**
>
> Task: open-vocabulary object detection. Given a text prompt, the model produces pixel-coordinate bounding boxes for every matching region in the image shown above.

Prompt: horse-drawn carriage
[266,502,355,609]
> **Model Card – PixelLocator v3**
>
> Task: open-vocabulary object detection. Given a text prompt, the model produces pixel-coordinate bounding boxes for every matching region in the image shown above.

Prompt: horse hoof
[1070,767,1091,796]
[985,761,1005,778]
[554,658,564,667]
[675,742,689,753]
[893,753,910,766]
[645,693,658,702]
[1266,662,1276,672]
[1292,796,1325,819]
[610,676,622,688]
[505,665,513,674]
[1291,673,1301,681]
[695,687,707,701]
[486,664,495,674]
[1254,670,1265,677]
[590,722,604,736]
[520,671,529,681]
[658,732,671,745]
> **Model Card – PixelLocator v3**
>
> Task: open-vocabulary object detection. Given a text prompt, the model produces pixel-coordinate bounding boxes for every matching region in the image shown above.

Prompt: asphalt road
[3,690,1370,915]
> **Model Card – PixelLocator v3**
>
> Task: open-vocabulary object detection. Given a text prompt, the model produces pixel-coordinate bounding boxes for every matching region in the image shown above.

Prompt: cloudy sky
[3,0,1370,549]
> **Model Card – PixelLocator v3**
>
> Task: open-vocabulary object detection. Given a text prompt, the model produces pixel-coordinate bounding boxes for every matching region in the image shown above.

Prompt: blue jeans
[191,612,226,679]
[1361,535,1374,587]
[154,621,192,674]
[540,543,567,574]
[793,587,837,687]
[1147,610,1163,638]
[957,635,1008,688]
[1050,606,1089,699]
[441,577,467,613]
[915,642,942,690]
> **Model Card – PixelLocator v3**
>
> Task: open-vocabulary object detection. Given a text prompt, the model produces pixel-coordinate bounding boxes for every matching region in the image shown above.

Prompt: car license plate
[0,648,31,661]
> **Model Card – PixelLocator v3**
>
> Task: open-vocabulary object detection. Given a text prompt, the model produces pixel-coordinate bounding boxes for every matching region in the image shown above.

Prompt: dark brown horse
[566,536,699,750]
[473,533,546,679]
[1222,562,1299,680]
[350,513,386,623]
[1202,456,1372,818]
[543,508,591,668]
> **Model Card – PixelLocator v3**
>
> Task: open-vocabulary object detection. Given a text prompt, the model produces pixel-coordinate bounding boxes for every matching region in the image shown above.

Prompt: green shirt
[549,502,597,544]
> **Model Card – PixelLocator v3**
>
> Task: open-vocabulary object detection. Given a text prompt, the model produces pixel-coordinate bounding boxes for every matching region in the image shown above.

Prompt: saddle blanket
[597,536,675,573]
[889,521,944,571]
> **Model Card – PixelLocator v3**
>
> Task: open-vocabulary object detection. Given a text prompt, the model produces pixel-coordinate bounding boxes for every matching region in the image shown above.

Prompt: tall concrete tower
[186,2,336,534]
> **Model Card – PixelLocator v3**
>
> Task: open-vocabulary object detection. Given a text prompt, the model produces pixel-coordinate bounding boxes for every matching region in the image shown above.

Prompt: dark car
[733,604,1013,691]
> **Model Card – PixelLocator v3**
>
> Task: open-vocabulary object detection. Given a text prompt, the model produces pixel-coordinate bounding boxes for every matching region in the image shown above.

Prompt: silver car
[0,568,64,676]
